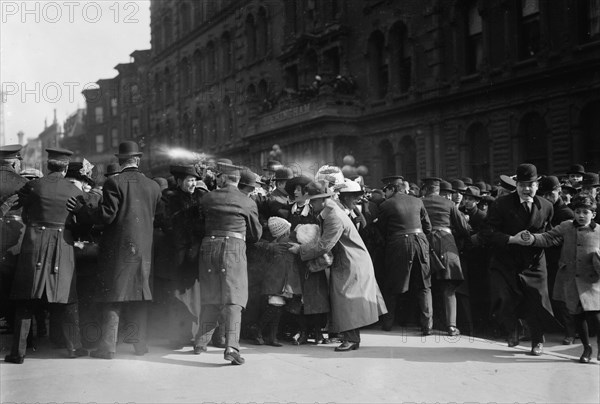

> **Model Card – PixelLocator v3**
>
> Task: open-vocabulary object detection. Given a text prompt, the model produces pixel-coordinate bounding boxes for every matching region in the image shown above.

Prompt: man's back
[378,193,431,236]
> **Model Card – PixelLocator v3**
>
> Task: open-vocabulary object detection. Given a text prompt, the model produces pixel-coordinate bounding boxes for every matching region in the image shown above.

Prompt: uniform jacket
[480,192,555,318]
[76,167,161,302]
[299,198,386,332]
[377,192,432,293]
[533,220,600,314]
[199,184,262,307]
[422,194,470,280]
[11,172,82,303]
[0,166,28,277]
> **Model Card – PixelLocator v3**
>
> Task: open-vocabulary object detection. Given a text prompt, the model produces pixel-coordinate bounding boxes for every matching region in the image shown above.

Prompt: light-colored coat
[533,220,600,314]
[299,198,387,333]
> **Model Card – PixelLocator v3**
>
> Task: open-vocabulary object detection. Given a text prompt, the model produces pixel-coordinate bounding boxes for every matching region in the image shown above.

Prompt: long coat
[422,194,470,281]
[198,184,262,308]
[480,192,555,326]
[377,192,432,294]
[299,198,386,333]
[76,167,161,302]
[11,172,83,303]
[533,220,600,314]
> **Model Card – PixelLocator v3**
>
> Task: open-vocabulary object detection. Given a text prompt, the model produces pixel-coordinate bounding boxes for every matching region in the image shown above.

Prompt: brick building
[144,0,600,183]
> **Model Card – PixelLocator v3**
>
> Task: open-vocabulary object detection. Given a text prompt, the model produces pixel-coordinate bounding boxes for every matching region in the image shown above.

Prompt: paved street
[1,327,598,403]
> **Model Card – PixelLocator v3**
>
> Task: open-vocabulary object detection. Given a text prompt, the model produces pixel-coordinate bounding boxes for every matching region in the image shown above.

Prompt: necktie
[522,202,530,214]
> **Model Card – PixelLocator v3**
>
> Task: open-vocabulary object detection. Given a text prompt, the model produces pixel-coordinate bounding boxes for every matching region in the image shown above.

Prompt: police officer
[193,161,262,365]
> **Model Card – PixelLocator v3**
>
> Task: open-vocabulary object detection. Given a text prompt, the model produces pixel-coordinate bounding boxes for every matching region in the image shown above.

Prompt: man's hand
[288,242,300,254]
[66,196,84,213]
[509,230,534,246]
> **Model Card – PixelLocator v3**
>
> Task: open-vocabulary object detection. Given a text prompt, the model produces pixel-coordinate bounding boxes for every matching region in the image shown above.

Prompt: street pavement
[1,327,599,404]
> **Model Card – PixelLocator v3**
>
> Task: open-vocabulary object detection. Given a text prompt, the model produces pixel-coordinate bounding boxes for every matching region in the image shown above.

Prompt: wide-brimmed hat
[285,175,313,196]
[581,172,600,187]
[104,162,121,177]
[499,174,516,191]
[538,176,561,194]
[338,179,364,194]
[239,169,259,188]
[566,164,586,176]
[46,147,73,162]
[0,144,23,160]
[515,163,540,182]
[461,186,482,199]
[305,181,334,200]
[451,179,467,192]
[170,164,201,179]
[273,167,294,181]
[115,141,142,158]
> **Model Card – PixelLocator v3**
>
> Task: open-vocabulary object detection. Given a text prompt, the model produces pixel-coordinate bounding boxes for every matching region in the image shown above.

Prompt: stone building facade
[142,0,600,183]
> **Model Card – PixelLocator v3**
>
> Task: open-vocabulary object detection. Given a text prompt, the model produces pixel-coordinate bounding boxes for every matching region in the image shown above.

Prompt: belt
[206,230,245,241]
[432,226,452,234]
[29,221,65,230]
[0,215,22,221]
[392,228,423,236]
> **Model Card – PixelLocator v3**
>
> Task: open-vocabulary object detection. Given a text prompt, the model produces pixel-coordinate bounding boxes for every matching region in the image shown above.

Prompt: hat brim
[285,176,313,195]
[307,193,333,200]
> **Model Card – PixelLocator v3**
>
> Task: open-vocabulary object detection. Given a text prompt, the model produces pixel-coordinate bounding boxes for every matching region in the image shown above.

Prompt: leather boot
[265,307,282,347]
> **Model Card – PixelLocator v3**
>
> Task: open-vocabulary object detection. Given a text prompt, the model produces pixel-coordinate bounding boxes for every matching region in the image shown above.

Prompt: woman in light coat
[289,181,387,351]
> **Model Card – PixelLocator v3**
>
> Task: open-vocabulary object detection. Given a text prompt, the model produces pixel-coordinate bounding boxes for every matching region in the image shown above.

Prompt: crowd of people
[1,141,599,366]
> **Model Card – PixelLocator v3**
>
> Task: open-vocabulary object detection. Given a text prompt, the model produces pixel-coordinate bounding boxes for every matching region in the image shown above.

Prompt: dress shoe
[292,332,308,345]
[562,336,576,345]
[211,338,227,348]
[381,318,394,332]
[193,345,207,355]
[421,327,433,336]
[447,326,460,336]
[134,346,149,356]
[90,350,115,360]
[334,341,359,352]
[224,348,245,365]
[67,348,88,358]
[4,354,25,364]
[507,328,520,347]
[579,345,592,364]
[530,343,543,356]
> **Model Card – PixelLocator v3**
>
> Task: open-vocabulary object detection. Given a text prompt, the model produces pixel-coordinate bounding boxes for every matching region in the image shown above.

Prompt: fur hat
[295,224,320,245]
[268,217,291,238]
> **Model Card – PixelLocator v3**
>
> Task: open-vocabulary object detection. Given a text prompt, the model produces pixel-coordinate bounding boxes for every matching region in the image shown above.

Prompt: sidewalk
[1,327,599,404]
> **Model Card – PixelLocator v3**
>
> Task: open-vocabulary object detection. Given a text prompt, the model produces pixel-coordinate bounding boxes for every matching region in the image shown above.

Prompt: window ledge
[574,39,600,52]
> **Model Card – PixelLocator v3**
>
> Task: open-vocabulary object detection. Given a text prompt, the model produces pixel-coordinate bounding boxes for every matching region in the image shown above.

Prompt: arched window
[579,101,600,171]
[245,14,257,61]
[179,2,191,35]
[398,136,417,182]
[256,7,268,57]
[518,0,540,60]
[367,31,388,99]
[465,123,490,181]
[519,112,548,174]
[222,96,233,140]
[206,41,216,81]
[246,84,257,101]
[465,1,482,74]
[222,32,233,74]
[164,67,173,105]
[257,79,268,101]
[193,49,203,90]
[389,22,411,93]
[379,140,396,177]
[179,57,191,96]
[323,47,340,76]
[304,50,318,87]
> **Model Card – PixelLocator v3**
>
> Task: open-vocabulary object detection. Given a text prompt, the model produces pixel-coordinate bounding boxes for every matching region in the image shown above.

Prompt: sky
[0,0,151,144]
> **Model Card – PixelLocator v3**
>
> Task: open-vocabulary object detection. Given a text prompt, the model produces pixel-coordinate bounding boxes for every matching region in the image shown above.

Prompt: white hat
[268,216,291,238]
[338,179,363,194]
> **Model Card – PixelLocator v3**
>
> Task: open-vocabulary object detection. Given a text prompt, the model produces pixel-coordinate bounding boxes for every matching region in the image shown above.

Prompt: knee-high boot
[265,306,283,347]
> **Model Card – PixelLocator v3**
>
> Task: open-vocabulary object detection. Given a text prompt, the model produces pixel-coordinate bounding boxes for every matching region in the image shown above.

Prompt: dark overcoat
[377,192,432,294]
[198,184,262,308]
[480,192,555,326]
[11,172,83,303]
[299,199,386,333]
[76,167,161,302]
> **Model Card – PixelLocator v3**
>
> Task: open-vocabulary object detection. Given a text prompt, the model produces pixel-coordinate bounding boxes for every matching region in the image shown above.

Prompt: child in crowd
[517,193,600,363]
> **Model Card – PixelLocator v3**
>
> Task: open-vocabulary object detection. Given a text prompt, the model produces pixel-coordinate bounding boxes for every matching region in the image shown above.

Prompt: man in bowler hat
[67,141,161,359]
[480,163,556,356]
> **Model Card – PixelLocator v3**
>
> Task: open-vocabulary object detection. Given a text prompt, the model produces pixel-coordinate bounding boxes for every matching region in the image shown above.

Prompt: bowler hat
[285,175,313,196]
[460,177,473,186]
[104,163,121,177]
[422,177,442,186]
[46,147,73,162]
[439,180,453,193]
[273,167,294,181]
[381,175,404,185]
[538,176,561,194]
[214,158,242,175]
[451,179,467,192]
[499,174,516,191]
[305,181,334,200]
[239,169,258,188]
[170,164,201,179]
[0,144,23,160]
[566,164,586,176]
[581,172,600,187]
[461,186,482,199]
[515,163,540,182]
[115,141,142,158]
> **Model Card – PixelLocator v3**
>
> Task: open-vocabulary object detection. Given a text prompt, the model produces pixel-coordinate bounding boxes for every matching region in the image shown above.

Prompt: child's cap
[268,216,291,238]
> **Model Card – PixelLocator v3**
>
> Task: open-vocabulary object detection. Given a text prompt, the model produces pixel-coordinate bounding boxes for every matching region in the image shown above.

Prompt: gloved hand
[66,196,84,213]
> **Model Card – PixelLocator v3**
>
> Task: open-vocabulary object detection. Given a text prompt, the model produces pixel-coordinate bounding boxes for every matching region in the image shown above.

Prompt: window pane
[468,6,482,35]
[522,0,539,17]
[95,135,104,153]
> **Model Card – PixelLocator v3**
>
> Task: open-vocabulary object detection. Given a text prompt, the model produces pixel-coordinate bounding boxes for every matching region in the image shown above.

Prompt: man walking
[67,141,161,359]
